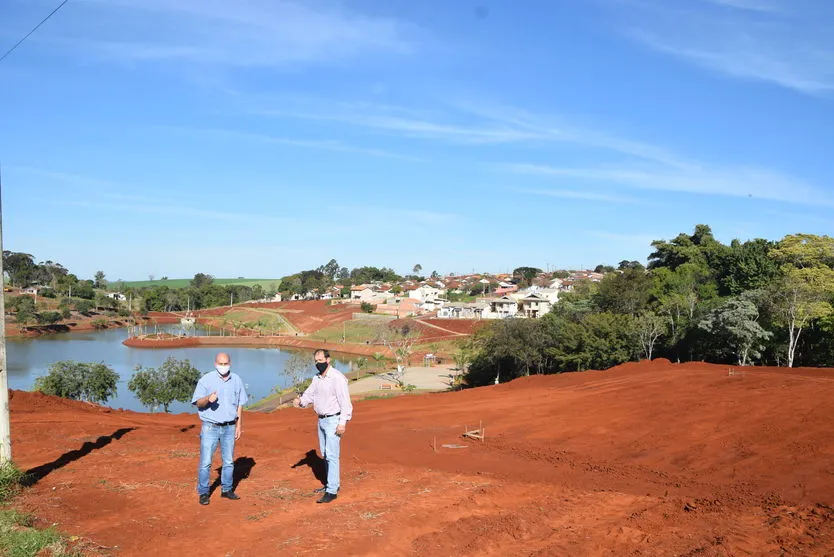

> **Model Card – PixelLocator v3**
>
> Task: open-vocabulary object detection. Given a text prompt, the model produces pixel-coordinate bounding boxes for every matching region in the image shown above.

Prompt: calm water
[5,328,356,413]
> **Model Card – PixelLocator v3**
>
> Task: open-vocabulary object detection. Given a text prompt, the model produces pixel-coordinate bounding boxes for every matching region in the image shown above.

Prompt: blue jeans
[317,416,341,494]
[197,422,235,495]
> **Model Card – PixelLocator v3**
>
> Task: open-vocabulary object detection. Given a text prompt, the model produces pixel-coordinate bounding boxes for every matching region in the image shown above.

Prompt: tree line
[464,225,834,386]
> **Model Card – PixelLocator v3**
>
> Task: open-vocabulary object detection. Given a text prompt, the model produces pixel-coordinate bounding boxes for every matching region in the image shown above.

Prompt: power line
[0,0,70,64]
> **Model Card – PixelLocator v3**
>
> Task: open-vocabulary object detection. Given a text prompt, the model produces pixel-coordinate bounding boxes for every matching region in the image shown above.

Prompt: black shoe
[313,486,326,493]
[199,494,210,506]
[221,491,240,500]
[316,492,337,504]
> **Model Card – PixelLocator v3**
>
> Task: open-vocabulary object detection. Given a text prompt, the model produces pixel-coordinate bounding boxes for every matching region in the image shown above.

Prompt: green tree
[513,266,542,287]
[128,357,201,412]
[634,311,667,360]
[699,298,772,366]
[412,263,422,275]
[594,267,653,316]
[190,273,214,289]
[94,270,107,289]
[360,302,375,313]
[75,299,93,315]
[2,251,37,286]
[768,234,834,368]
[594,264,616,273]
[36,311,63,325]
[34,361,119,404]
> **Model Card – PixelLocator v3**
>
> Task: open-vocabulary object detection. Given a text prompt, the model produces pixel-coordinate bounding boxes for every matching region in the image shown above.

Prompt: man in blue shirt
[191,352,248,505]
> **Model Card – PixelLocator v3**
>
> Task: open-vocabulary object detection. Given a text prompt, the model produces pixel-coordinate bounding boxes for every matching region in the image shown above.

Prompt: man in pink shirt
[293,348,353,503]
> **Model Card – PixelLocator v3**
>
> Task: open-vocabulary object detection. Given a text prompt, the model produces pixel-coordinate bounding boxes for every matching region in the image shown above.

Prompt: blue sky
[1,0,833,282]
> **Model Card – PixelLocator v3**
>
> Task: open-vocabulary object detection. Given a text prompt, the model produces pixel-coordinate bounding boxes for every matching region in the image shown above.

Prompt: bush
[129,357,201,412]
[0,509,64,556]
[35,311,62,325]
[74,299,93,314]
[34,361,119,404]
[360,302,376,313]
[60,307,72,320]
[117,308,131,317]
[0,462,24,503]
[38,287,57,298]
[91,318,108,330]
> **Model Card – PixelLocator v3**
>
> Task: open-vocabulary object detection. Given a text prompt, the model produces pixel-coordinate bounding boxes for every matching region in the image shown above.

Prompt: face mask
[315,362,328,373]
[216,364,231,375]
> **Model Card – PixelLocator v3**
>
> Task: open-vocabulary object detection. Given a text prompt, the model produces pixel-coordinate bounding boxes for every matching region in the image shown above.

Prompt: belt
[209,419,238,426]
[318,412,341,419]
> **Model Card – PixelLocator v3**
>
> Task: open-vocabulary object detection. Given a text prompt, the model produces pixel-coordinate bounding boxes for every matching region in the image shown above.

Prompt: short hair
[314,348,330,359]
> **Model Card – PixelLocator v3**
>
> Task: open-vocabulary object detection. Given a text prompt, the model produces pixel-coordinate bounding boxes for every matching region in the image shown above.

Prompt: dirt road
[10,359,834,555]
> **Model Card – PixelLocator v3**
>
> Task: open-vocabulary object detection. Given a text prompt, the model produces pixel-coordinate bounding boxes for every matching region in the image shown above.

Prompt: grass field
[120,278,282,289]
[308,320,389,343]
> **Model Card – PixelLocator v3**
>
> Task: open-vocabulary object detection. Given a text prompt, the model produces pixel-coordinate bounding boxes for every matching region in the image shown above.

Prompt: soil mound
[9,360,834,556]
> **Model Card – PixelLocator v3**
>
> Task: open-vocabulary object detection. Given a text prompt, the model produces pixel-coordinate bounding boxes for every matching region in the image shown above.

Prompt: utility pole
[0,166,12,462]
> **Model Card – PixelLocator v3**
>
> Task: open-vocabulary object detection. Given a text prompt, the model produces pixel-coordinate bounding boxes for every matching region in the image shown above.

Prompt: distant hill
[120,278,282,289]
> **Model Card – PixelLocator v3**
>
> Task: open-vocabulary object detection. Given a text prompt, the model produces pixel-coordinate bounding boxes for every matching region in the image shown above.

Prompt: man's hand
[235,423,242,440]
[292,397,301,408]
[208,391,218,403]
[336,424,346,436]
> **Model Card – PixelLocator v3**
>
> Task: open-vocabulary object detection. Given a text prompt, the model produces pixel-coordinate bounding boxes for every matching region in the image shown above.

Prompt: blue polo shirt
[191,371,248,424]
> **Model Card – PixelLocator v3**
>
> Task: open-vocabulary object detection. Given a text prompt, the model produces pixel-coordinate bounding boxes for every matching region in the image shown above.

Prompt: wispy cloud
[703,0,781,13]
[41,0,415,67]
[612,0,834,94]
[506,163,831,205]
[520,188,653,205]
[328,203,458,227]
[157,125,425,161]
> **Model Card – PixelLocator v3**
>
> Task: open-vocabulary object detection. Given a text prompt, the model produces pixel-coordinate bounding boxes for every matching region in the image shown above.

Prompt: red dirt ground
[10,359,834,556]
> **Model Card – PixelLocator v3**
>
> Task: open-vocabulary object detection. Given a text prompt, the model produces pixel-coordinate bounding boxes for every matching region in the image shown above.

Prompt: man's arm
[191,378,216,409]
[335,375,353,434]
[294,379,316,408]
[235,404,243,439]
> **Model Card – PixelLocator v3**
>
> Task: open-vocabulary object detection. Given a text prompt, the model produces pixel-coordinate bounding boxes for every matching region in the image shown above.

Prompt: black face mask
[315,362,328,373]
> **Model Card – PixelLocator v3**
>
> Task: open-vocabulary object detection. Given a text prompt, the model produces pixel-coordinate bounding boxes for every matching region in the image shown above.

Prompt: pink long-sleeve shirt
[299,366,354,425]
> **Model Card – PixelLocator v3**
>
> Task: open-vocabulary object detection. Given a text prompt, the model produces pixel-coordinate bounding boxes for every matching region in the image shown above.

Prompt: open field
[119,278,282,289]
[8,358,834,555]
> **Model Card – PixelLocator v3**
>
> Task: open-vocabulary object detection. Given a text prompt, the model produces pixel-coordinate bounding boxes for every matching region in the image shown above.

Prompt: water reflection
[6,327,356,414]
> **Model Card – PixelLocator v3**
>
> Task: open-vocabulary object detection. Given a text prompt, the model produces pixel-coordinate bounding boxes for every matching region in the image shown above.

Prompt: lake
[5,327,357,413]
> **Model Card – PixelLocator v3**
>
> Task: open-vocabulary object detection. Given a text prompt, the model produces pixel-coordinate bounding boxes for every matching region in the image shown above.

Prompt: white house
[409,284,446,302]
[350,285,376,301]
[520,288,560,318]
[487,296,519,319]
[437,302,487,319]
[106,292,127,302]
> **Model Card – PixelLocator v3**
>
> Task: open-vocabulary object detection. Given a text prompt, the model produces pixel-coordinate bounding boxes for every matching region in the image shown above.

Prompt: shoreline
[122,334,408,359]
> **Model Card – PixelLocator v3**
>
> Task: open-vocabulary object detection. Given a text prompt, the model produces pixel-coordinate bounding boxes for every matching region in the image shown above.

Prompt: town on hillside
[281,269,606,320]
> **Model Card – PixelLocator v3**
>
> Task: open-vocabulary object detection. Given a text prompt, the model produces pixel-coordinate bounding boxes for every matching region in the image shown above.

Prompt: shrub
[74,299,93,315]
[91,318,108,330]
[129,357,201,412]
[35,311,62,325]
[360,302,375,313]
[34,361,119,404]
[0,462,24,503]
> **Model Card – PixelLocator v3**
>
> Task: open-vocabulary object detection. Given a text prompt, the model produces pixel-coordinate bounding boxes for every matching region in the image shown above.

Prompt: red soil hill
[9,359,834,556]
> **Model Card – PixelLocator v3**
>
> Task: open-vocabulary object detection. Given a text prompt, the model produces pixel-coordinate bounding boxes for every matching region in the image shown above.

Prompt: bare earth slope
[10,359,834,556]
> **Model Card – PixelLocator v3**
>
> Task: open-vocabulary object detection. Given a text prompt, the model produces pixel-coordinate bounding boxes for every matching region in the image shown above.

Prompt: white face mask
[216,364,231,375]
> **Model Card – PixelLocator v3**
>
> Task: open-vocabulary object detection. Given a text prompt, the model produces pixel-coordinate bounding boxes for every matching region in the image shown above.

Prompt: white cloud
[41,0,415,67]
[519,188,653,205]
[614,0,834,94]
[506,162,831,206]
[157,125,425,161]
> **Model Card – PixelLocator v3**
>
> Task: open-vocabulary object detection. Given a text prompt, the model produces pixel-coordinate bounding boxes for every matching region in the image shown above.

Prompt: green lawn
[120,278,282,289]
[308,320,389,343]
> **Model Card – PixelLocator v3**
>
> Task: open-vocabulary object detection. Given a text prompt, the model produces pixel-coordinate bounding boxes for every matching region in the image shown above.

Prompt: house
[409,284,446,302]
[106,292,127,302]
[22,286,40,296]
[350,285,376,301]
[437,302,488,319]
[520,288,560,318]
[487,296,519,319]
